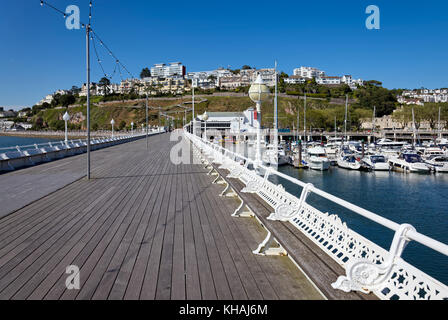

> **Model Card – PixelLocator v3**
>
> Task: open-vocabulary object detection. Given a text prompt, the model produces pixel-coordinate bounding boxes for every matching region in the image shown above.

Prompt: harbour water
[271,165,448,286]
[0,135,60,150]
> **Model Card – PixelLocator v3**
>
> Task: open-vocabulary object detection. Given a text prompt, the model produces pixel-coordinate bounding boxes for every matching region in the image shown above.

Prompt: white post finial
[63,111,70,144]
[111,119,115,138]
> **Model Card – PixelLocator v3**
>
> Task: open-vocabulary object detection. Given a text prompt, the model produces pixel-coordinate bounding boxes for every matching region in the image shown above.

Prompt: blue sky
[1,0,447,109]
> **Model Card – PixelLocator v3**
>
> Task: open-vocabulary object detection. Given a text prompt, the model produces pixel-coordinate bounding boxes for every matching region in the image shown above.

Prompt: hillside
[30,94,376,132]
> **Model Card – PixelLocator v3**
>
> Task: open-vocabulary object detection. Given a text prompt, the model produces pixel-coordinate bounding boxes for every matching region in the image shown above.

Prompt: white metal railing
[184,130,448,300]
[0,130,165,172]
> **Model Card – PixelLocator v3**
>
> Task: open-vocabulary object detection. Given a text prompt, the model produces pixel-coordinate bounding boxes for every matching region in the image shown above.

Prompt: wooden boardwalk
[0,133,323,300]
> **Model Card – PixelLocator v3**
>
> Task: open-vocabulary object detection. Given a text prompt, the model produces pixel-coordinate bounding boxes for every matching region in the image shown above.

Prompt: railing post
[332,223,416,295]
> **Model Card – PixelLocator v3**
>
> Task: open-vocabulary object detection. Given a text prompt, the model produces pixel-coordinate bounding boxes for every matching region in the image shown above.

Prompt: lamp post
[131,122,134,136]
[63,111,70,144]
[249,74,270,168]
[203,111,209,141]
[111,119,115,138]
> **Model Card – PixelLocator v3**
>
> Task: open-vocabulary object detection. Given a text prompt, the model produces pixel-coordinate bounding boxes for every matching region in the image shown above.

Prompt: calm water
[0,135,60,149]
[271,165,448,286]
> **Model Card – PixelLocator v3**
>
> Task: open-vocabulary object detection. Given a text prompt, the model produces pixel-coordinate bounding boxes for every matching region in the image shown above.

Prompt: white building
[293,66,325,79]
[316,76,341,85]
[284,75,306,84]
[398,89,448,105]
[196,108,259,134]
[151,62,186,78]
[37,94,54,105]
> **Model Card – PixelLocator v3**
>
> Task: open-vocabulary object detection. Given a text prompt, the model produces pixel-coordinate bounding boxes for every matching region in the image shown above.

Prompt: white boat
[376,138,407,148]
[424,155,448,173]
[422,147,445,160]
[435,138,448,148]
[337,152,362,170]
[362,154,390,171]
[389,152,430,173]
[263,144,289,166]
[303,146,331,171]
[324,138,342,164]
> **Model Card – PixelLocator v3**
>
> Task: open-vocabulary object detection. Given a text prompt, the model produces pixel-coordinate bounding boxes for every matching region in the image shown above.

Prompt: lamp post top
[249,74,270,103]
[63,111,70,121]
[111,119,115,125]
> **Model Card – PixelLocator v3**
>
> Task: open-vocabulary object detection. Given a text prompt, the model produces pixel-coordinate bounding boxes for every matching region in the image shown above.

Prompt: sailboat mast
[274,61,278,148]
[412,107,416,147]
[297,102,300,143]
[334,115,337,139]
[372,105,376,143]
[344,94,348,142]
[303,92,307,143]
[438,106,441,139]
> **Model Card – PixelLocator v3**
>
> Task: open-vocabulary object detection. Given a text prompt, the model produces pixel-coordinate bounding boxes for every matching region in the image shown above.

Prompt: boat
[422,147,445,160]
[324,137,342,165]
[337,147,362,170]
[303,146,331,171]
[376,138,407,148]
[388,152,430,173]
[424,155,448,173]
[337,154,362,170]
[362,154,390,171]
[263,144,289,166]
[435,138,448,148]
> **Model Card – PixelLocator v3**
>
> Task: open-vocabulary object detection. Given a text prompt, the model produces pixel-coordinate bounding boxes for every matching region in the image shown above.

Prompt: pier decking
[0,133,323,300]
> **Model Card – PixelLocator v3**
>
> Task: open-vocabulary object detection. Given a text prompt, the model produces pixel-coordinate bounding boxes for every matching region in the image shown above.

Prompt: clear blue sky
[1,0,447,109]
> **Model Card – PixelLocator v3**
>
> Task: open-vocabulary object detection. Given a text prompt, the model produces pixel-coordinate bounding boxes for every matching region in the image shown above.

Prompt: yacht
[337,146,362,170]
[303,146,331,171]
[324,137,342,164]
[263,144,289,166]
[362,154,390,171]
[376,138,407,148]
[422,147,445,160]
[389,152,430,173]
[424,155,448,173]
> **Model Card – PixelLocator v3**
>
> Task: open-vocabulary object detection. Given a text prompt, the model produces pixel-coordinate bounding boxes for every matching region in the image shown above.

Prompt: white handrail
[186,131,448,258]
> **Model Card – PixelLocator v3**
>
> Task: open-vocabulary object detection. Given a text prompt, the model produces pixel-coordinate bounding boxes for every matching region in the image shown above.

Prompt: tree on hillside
[242,65,252,70]
[60,94,76,108]
[353,80,397,117]
[99,77,111,96]
[140,67,151,79]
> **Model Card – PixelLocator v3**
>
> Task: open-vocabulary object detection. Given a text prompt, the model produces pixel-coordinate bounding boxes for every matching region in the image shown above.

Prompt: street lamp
[63,111,70,144]
[131,122,134,136]
[203,111,209,140]
[111,119,115,138]
[249,74,270,167]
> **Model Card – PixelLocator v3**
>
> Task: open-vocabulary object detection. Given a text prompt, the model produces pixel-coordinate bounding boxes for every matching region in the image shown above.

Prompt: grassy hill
[31,94,373,132]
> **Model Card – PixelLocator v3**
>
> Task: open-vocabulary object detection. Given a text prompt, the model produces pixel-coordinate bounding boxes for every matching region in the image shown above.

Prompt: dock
[0,133,323,300]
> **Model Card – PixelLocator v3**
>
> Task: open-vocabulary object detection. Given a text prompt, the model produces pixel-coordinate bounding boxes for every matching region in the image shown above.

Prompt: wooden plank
[185,169,218,300]
[107,153,172,300]
[170,161,186,300]
[139,150,175,299]
[195,171,248,300]
[13,144,164,299]
[181,162,202,300]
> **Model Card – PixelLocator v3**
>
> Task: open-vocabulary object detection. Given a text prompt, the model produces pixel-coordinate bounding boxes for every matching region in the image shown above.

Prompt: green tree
[59,94,76,108]
[140,67,151,79]
[353,81,397,117]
